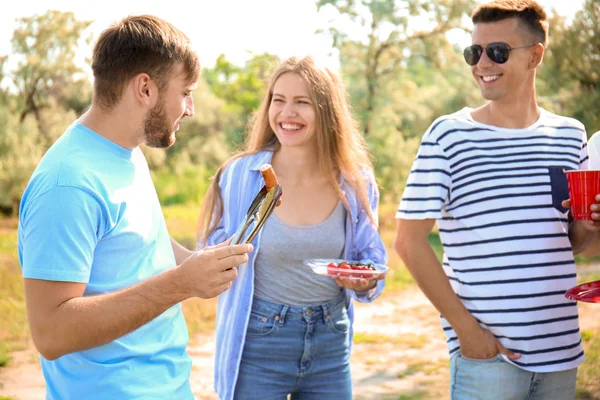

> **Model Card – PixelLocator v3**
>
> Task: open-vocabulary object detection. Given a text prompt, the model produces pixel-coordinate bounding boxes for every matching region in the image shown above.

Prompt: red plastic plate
[565,280,600,303]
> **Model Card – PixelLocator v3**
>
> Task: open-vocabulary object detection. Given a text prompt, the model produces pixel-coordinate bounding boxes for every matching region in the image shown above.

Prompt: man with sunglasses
[394,1,595,399]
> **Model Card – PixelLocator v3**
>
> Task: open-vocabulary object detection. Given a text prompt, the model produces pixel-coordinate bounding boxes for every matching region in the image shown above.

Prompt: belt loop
[278,305,289,326]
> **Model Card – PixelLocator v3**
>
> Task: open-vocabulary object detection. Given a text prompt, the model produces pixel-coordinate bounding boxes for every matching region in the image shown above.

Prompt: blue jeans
[233,292,352,400]
[450,352,577,400]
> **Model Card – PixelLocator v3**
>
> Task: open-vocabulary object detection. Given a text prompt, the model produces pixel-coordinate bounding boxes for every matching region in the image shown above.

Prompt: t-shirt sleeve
[396,135,452,220]
[584,131,600,170]
[19,186,104,283]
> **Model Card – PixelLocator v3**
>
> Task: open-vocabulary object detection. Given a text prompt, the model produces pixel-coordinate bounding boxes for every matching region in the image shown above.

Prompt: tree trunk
[20,92,48,142]
[364,72,376,137]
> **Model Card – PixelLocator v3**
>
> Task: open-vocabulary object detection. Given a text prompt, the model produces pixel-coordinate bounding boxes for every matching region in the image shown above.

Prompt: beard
[142,100,177,148]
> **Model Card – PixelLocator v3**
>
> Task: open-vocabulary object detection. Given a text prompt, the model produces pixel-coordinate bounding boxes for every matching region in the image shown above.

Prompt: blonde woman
[197,56,387,400]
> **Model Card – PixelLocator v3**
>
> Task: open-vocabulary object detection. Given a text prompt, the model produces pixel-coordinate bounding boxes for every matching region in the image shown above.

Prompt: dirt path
[2,289,599,400]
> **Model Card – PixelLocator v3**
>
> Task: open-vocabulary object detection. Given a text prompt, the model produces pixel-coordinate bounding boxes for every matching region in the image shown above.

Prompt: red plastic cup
[565,170,600,220]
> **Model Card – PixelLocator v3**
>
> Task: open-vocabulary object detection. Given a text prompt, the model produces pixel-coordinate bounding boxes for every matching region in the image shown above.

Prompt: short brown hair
[91,15,200,109]
[472,0,549,46]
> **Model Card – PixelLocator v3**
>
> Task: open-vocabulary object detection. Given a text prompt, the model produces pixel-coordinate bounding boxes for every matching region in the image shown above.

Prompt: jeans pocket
[451,353,512,400]
[326,306,350,336]
[548,166,571,213]
[246,310,278,337]
[458,352,502,363]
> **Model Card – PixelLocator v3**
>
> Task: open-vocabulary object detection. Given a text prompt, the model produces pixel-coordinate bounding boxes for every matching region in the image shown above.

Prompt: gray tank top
[253,201,346,306]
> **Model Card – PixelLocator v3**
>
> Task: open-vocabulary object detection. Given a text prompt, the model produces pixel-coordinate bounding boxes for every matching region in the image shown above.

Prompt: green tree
[0,106,43,215]
[0,11,90,215]
[0,97,78,216]
[0,56,8,105]
[318,0,476,136]
[167,78,234,170]
[539,0,600,134]
[203,53,279,145]
[9,10,92,142]
[361,53,480,198]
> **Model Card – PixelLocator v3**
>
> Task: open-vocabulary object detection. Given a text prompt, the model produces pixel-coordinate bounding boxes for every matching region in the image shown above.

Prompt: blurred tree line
[0,0,598,215]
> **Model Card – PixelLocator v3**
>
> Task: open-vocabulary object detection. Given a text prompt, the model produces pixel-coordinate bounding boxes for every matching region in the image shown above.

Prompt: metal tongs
[231,164,283,245]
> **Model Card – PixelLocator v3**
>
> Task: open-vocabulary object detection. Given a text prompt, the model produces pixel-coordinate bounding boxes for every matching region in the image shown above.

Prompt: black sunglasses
[463,42,538,66]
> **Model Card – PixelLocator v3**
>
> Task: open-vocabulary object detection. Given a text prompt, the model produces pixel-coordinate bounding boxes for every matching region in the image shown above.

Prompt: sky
[0,0,584,74]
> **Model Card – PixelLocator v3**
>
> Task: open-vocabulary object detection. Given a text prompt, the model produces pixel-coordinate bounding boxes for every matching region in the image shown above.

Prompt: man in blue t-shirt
[17,15,252,400]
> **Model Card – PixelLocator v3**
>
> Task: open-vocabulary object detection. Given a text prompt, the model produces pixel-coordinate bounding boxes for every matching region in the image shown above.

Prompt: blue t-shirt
[18,123,193,399]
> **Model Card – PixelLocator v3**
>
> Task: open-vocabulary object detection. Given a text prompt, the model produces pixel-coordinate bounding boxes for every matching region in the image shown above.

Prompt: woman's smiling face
[268,72,317,149]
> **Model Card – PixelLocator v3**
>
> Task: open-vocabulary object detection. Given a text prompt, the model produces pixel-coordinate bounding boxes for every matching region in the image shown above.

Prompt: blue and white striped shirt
[201,150,387,400]
[397,107,587,373]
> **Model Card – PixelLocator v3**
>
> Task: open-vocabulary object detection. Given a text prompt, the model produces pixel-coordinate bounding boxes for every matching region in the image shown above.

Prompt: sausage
[259,164,282,206]
[259,164,279,190]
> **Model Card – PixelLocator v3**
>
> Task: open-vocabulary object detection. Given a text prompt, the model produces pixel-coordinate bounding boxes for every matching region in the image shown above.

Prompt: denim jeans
[233,292,352,400]
[450,352,577,400]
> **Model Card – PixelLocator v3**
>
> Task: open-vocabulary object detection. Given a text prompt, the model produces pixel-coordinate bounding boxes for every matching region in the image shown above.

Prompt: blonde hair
[197,56,375,242]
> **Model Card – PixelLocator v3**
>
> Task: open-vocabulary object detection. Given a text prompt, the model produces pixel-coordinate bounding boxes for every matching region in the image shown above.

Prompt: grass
[397,363,425,379]
[578,272,600,285]
[396,391,429,400]
[162,204,202,250]
[396,358,449,379]
[0,342,11,367]
[576,330,600,399]
[0,223,30,367]
[575,254,600,265]
[353,332,429,349]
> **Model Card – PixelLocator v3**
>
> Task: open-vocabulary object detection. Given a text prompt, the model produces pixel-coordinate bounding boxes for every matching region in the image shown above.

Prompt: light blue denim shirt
[201,150,387,400]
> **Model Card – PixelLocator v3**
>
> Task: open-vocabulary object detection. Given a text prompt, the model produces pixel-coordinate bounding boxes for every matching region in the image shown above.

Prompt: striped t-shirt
[396,107,587,373]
